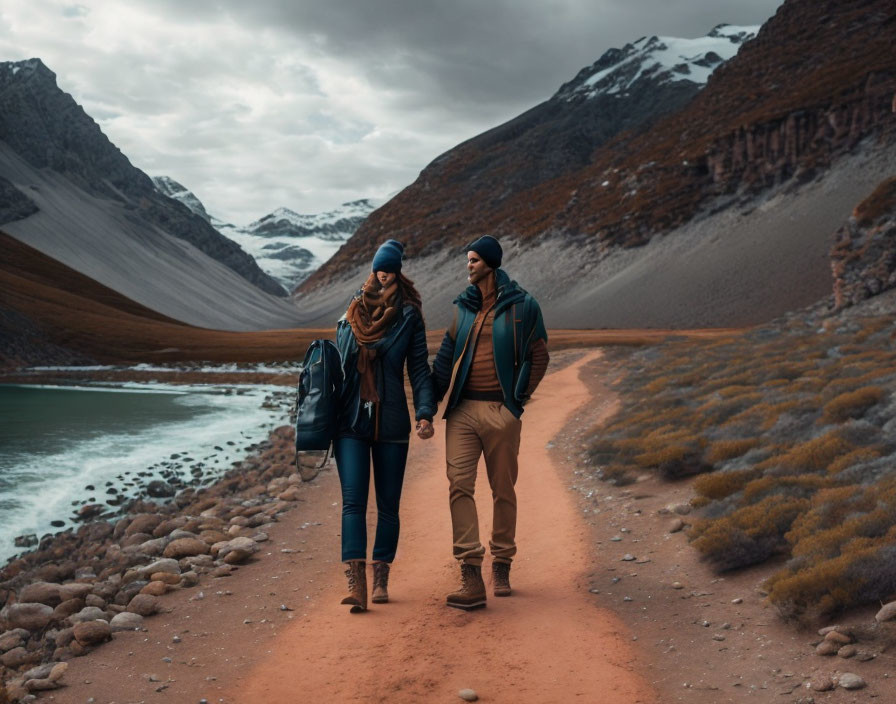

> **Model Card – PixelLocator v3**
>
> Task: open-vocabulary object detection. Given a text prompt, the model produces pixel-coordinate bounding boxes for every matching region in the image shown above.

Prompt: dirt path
[44,351,655,703]
[229,350,654,703]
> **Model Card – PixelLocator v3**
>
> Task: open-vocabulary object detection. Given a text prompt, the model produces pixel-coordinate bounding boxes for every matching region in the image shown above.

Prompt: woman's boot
[371,561,390,603]
[340,560,367,612]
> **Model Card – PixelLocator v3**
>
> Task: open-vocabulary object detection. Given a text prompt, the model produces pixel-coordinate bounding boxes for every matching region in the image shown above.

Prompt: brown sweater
[466,290,501,393]
[462,288,550,398]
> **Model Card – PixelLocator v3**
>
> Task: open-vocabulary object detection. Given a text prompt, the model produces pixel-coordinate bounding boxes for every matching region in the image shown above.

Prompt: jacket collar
[455,268,524,312]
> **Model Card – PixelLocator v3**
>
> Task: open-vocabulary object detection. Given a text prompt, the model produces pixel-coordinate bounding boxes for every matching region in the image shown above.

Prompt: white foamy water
[0,382,292,564]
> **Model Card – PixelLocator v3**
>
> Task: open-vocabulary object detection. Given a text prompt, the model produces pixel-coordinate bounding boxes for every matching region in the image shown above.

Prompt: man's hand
[416,419,434,440]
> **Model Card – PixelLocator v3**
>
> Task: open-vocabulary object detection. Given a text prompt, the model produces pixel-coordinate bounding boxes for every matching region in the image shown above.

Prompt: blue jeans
[334,436,409,563]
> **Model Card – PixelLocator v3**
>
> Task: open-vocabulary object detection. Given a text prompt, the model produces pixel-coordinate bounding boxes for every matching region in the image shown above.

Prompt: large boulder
[163,538,209,559]
[0,629,28,652]
[1,602,54,631]
[1,646,39,668]
[140,558,181,576]
[58,583,93,601]
[73,620,112,646]
[215,537,259,564]
[124,513,165,536]
[18,582,63,607]
[875,600,896,622]
[52,598,86,621]
[110,612,144,632]
[126,594,159,617]
[152,517,188,538]
[69,606,107,624]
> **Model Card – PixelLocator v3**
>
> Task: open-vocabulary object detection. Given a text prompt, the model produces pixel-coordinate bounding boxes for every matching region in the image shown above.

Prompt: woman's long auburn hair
[366,270,424,323]
[396,272,422,316]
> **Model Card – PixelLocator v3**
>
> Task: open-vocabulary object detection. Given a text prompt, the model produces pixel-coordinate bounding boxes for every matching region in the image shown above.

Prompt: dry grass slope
[586,310,896,618]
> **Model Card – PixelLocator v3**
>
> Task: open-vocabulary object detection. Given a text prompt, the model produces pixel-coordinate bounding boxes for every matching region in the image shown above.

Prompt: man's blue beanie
[371,239,404,273]
[464,235,502,270]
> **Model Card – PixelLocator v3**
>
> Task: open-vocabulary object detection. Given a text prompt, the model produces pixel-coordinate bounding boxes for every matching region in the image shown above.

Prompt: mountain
[151,176,376,292]
[297,2,896,329]
[218,201,377,292]
[302,23,757,289]
[0,59,300,331]
[152,175,212,222]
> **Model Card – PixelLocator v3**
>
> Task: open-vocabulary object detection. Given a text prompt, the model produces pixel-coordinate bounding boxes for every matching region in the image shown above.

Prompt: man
[431,235,549,609]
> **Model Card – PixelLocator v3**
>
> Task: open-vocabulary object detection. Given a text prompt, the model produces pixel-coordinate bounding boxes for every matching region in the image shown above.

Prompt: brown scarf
[346,273,400,402]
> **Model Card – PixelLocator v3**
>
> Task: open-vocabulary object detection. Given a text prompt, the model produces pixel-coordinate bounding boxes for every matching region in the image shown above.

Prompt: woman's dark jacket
[335,300,436,442]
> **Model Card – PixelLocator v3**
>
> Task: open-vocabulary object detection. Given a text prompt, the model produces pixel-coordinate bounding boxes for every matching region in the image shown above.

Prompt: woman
[334,239,435,613]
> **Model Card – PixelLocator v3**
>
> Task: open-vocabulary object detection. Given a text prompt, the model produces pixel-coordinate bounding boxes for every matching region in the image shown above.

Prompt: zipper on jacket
[512,304,518,369]
[446,309,477,406]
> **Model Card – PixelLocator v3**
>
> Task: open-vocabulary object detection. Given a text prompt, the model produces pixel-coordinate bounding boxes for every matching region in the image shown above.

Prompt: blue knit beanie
[371,239,404,273]
[464,235,502,270]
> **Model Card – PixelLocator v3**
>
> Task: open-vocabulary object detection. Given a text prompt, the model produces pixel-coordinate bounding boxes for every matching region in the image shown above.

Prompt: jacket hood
[455,268,525,312]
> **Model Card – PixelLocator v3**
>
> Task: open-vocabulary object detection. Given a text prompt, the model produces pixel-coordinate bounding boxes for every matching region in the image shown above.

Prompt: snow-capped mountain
[151,176,377,292]
[556,24,757,101]
[305,24,758,294]
[152,175,211,222]
[216,201,378,292]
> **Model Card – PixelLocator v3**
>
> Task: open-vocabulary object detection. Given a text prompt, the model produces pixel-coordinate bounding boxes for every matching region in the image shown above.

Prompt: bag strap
[295,443,332,472]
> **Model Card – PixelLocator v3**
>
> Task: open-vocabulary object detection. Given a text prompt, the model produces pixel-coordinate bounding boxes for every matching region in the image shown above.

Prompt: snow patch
[558,23,759,102]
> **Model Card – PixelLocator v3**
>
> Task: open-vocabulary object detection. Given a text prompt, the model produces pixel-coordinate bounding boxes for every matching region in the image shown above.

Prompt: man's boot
[371,561,390,604]
[340,560,367,612]
[492,561,512,597]
[446,562,486,610]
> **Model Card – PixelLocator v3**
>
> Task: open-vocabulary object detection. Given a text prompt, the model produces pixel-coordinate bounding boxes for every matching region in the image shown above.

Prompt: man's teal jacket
[431,269,547,419]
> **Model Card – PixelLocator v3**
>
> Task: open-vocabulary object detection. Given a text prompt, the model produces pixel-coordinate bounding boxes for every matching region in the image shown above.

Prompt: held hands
[416,419,434,440]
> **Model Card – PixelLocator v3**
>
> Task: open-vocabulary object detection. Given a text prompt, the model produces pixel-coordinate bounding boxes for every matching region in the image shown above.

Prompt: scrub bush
[705,438,760,463]
[821,386,886,423]
[693,468,760,500]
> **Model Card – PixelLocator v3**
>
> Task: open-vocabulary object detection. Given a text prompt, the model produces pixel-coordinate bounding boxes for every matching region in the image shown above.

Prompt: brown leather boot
[492,561,511,597]
[371,561,390,604]
[446,563,486,610]
[340,560,367,612]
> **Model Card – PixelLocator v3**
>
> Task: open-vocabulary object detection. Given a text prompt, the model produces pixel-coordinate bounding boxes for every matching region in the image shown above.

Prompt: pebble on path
[458,689,479,702]
[838,673,866,690]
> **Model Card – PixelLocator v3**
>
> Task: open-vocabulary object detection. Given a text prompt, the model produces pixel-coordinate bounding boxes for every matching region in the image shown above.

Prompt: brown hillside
[304,0,896,290]
[0,232,323,365]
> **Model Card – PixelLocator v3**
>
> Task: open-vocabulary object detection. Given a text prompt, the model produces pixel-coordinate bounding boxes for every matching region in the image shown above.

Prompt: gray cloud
[1,0,783,223]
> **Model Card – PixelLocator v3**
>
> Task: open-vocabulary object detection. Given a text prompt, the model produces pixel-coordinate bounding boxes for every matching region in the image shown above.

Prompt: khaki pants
[445,399,522,566]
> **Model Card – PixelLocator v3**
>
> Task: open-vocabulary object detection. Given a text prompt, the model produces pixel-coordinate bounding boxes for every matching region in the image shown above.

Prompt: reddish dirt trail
[230,351,656,703]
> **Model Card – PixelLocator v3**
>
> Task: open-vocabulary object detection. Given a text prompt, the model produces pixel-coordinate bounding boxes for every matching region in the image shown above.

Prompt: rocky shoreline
[0,423,313,701]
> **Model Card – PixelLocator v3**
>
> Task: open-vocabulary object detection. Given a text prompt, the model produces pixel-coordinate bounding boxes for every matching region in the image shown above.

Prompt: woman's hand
[416,419,434,440]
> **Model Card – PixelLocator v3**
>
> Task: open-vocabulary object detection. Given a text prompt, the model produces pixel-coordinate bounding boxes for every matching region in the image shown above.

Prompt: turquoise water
[0,383,288,562]
[0,385,204,466]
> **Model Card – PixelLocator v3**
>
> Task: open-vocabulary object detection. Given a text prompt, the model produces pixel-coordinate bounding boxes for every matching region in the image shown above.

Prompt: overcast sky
[1,0,784,225]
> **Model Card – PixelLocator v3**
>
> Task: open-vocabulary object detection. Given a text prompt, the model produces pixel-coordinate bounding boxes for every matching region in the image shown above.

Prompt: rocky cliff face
[303,0,896,290]
[704,69,895,192]
[0,59,286,297]
[0,174,37,224]
[831,177,896,309]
